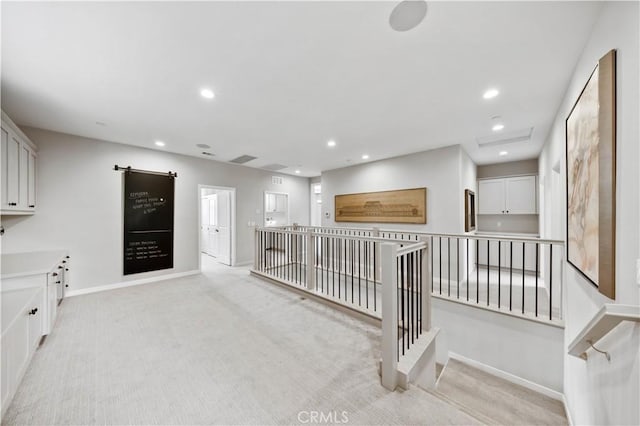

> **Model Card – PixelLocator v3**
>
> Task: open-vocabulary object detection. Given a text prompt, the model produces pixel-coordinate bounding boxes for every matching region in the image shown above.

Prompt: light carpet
[3,259,478,425]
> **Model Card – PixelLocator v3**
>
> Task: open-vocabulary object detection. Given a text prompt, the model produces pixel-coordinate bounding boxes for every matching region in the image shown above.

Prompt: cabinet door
[27,149,36,209]
[1,127,21,209]
[276,194,287,212]
[27,290,43,351]
[0,126,8,208]
[478,179,505,214]
[19,143,29,210]
[0,333,10,415]
[505,176,537,214]
[8,312,30,393]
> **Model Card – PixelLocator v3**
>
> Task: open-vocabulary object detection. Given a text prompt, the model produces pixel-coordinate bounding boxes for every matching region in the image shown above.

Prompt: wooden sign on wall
[335,188,427,224]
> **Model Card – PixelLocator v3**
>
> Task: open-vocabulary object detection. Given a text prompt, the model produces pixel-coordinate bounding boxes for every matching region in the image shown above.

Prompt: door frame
[198,184,236,269]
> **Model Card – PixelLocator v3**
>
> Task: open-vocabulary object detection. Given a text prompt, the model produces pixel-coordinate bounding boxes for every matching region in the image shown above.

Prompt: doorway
[263,191,289,227]
[199,185,235,269]
[310,183,322,227]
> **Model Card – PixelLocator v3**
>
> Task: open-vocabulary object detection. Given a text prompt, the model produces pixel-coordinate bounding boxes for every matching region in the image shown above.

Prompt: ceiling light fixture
[483,88,499,99]
[327,140,336,147]
[295,170,301,174]
[492,124,505,132]
[499,151,508,156]
[155,140,165,147]
[362,154,370,160]
[200,88,215,99]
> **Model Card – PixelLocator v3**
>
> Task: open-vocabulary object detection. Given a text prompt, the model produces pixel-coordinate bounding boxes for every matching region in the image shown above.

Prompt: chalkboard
[123,171,175,275]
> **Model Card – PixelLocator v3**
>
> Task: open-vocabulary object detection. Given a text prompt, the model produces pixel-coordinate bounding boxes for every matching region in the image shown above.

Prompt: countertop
[1,250,68,280]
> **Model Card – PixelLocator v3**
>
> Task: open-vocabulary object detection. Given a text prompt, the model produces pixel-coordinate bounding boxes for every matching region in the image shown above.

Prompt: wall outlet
[497,221,502,228]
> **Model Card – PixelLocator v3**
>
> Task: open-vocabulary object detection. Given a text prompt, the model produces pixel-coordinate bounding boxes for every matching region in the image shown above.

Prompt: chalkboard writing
[123,172,175,275]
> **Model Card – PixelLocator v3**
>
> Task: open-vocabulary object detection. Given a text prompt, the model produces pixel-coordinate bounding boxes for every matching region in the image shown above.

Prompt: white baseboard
[562,394,574,426]
[448,352,564,401]
[234,260,253,267]
[66,270,200,297]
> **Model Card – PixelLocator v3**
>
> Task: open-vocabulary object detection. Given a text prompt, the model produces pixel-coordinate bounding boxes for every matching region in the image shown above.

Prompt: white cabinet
[1,287,44,418]
[1,111,37,215]
[478,175,537,215]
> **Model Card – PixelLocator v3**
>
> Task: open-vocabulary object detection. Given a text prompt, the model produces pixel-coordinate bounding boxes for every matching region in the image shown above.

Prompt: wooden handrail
[568,304,640,360]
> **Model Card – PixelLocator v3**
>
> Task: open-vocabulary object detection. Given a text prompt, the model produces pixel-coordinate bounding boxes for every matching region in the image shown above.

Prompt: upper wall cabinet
[478,175,537,215]
[1,112,37,215]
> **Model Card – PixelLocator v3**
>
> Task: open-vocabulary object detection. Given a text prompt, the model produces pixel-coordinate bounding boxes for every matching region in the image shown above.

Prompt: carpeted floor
[3,257,479,425]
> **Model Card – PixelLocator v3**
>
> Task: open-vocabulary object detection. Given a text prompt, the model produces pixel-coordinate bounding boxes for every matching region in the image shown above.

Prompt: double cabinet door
[478,175,537,215]
[1,121,36,213]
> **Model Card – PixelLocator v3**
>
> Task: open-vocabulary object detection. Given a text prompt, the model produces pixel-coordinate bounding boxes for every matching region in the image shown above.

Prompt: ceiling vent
[262,163,288,171]
[476,127,534,147]
[229,155,257,164]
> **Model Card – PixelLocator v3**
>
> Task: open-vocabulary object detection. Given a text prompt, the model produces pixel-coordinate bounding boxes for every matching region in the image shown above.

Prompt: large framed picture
[565,49,616,299]
[335,188,427,224]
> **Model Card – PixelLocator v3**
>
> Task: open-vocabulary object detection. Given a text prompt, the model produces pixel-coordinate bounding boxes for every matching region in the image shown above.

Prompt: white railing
[275,225,565,324]
[252,226,434,390]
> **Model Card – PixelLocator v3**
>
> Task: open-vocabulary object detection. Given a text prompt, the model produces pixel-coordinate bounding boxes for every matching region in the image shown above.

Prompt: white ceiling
[1,1,602,176]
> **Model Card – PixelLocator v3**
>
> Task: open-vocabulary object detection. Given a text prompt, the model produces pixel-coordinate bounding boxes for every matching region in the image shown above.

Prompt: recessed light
[196,143,211,149]
[499,151,508,156]
[295,170,301,174]
[155,140,165,147]
[327,140,336,147]
[483,88,499,99]
[492,124,505,132]
[200,88,215,99]
[362,154,369,160]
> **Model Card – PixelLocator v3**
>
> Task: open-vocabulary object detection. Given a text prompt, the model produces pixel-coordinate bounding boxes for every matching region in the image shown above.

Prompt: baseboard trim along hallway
[448,352,564,401]
[65,270,200,297]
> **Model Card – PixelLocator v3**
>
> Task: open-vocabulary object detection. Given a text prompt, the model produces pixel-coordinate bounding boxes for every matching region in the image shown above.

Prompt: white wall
[1,128,310,291]
[539,2,639,424]
[433,298,564,393]
[320,145,471,233]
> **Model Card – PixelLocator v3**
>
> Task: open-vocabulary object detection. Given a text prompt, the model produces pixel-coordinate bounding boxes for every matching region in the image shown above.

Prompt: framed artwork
[566,49,616,299]
[335,188,426,224]
[464,189,476,232]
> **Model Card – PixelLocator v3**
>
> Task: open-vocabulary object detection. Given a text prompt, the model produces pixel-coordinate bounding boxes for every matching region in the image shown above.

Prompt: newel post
[421,236,432,331]
[306,230,315,291]
[254,228,259,271]
[381,242,398,390]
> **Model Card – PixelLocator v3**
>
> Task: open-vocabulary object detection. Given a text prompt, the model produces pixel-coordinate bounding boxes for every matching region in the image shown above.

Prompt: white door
[207,195,219,257]
[216,191,231,265]
[505,176,537,214]
[201,196,211,254]
[478,179,505,214]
